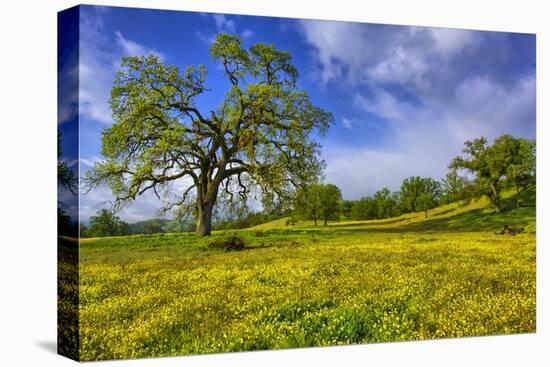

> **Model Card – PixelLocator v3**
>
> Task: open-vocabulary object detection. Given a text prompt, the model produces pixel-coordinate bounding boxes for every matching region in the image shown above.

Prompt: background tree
[294,183,342,225]
[417,178,441,218]
[506,138,536,208]
[373,187,392,219]
[318,184,342,225]
[441,170,469,204]
[389,192,403,217]
[351,197,377,220]
[144,221,164,234]
[399,176,441,216]
[450,135,526,213]
[79,224,88,238]
[341,200,354,218]
[399,176,425,213]
[86,33,333,236]
[294,184,322,225]
[119,221,130,236]
[88,209,130,237]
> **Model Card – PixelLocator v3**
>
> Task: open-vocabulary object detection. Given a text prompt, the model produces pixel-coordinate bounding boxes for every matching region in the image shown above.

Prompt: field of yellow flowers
[76,200,536,361]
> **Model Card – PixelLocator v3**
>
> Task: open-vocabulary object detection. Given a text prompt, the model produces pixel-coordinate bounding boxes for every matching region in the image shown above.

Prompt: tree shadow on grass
[341,191,535,234]
[404,207,534,232]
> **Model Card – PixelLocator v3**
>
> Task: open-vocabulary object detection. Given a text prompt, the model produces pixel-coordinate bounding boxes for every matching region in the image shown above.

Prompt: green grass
[74,191,536,361]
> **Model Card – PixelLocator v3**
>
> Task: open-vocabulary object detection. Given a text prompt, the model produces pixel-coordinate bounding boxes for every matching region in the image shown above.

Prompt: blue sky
[66,5,535,222]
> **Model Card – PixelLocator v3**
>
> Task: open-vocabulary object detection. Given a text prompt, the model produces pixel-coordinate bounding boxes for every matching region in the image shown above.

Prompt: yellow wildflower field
[76,201,536,360]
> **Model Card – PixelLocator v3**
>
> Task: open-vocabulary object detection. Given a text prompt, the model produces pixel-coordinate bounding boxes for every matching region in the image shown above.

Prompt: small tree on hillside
[144,221,164,234]
[400,176,425,213]
[400,176,441,217]
[319,184,342,225]
[295,184,322,225]
[351,197,377,220]
[295,183,342,225]
[441,170,469,204]
[417,178,441,218]
[506,138,536,208]
[389,192,402,218]
[341,200,354,218]
[373,187,392,219]
[79,224,88,238]
[119,221,130,236]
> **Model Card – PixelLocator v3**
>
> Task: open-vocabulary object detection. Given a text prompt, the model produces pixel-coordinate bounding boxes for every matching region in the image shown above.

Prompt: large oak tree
[86,33,333,236]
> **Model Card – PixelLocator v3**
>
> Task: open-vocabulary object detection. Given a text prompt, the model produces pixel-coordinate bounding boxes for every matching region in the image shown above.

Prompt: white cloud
[342,117,354,129]
[324,146,448,199]
[79,156,103,168]
[299,20,373,83]
[78,10,113,124]
[79,9,165,124]
[365,45,430,89]
[430,27,479,56]
[299,19,479,90]
[195,31,215,45]
[115,31,165,60]
[197,13,253,45]
[213,14,236,33]
[354,89,418,123]
[241,29,255,39]
[447,74,536,143]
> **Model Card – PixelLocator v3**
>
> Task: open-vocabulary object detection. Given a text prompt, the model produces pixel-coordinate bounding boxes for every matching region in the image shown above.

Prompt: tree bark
[194,169,223,236]
[195,182,218,236]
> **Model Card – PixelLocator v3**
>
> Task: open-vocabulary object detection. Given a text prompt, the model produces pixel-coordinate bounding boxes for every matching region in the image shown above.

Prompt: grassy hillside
[76,190,536,360]
[249,189,535,233]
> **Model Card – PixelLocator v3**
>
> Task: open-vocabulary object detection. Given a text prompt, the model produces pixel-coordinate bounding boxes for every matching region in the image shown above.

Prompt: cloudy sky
[61,5,535,223]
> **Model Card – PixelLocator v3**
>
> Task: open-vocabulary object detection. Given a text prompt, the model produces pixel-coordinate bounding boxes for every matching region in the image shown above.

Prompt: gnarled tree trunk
[195,173,223,236]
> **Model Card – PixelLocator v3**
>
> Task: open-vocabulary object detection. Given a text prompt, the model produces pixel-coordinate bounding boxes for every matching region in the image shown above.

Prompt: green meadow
[74,192,536,361]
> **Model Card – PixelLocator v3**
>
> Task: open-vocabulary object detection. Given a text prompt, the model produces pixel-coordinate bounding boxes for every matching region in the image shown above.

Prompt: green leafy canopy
[86,33,333,235]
